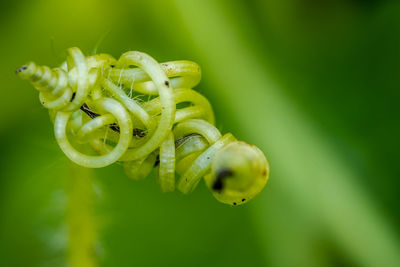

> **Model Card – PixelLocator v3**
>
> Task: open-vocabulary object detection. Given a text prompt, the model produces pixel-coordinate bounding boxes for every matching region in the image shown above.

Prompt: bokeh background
[0,0,399,266]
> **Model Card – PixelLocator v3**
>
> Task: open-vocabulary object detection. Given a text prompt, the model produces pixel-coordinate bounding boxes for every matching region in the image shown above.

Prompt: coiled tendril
[16,47,269,206]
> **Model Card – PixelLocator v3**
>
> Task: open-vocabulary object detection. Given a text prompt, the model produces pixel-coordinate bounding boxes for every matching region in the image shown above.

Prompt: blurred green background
[0,0,399,266]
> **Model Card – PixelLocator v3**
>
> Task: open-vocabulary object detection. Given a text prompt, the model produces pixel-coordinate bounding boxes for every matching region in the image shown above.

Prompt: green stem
[66,163,98,267]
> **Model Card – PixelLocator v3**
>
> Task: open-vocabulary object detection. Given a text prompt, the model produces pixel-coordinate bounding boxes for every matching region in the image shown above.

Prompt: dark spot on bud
[263,169,267,176]
[212,168,234,192]
[110,65,115,68]
[164,81,169,87]
[216,169,233,181]
[212,178,223,191]
[242,198,246,202]
[233,202,237,206]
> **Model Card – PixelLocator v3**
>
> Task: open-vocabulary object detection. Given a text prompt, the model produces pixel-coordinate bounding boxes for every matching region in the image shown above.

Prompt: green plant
[16,47,269,205]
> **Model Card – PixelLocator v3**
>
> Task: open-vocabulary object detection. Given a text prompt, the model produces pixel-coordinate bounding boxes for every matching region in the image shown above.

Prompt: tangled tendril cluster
[17,47,269,205]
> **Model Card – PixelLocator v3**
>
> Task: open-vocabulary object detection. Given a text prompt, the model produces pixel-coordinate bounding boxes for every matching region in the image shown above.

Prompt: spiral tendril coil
[16,47,269,205]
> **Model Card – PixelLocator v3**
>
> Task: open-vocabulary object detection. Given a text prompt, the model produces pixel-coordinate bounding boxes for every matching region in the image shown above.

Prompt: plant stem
[66,163,98,267]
